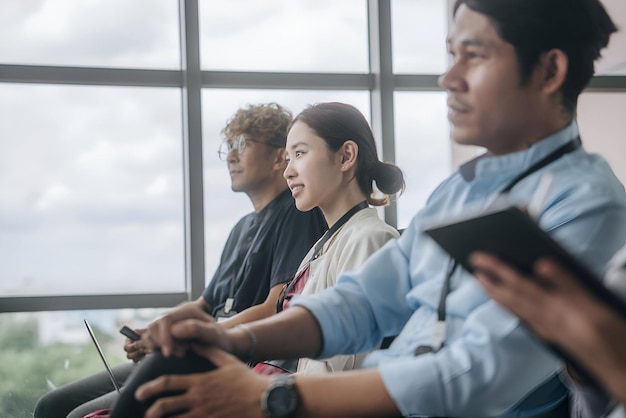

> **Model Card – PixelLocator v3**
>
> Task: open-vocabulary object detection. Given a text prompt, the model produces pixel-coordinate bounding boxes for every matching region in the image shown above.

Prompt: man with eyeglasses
[33,102,326,418]
[204,102,326,323]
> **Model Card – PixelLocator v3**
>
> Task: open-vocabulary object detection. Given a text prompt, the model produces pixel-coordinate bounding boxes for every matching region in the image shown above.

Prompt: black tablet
[423,205,626,387]
[423,205,626,319]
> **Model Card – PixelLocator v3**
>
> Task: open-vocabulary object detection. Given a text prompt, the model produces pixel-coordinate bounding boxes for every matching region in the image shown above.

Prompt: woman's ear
[339,140,358,172]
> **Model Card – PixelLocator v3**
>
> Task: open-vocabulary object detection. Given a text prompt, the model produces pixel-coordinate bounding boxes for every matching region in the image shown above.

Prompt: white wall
[578,93,626,185]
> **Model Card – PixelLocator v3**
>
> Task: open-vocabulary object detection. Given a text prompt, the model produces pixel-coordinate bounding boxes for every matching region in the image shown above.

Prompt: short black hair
[454,0,617,114]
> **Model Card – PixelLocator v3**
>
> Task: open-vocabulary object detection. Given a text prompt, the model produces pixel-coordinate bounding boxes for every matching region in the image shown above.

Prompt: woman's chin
[295,200,314,213]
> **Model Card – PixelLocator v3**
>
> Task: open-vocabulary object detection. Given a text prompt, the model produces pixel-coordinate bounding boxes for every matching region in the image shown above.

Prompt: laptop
[84,319,121,393]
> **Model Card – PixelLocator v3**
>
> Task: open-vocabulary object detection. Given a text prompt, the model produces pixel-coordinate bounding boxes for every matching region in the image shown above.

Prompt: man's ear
[273,148,287,170]
[339,140,358,172]
[538,49,568,95]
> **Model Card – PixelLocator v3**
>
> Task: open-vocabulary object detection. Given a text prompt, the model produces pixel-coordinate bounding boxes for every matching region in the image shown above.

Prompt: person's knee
[33,391,60,418]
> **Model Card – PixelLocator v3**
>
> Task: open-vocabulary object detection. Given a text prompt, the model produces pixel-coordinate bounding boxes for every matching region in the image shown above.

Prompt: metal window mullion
[368,0,397,228]
[180,0,205,300]
[0,294,189,313]
[0,64,181,87]
[201,71,373,90]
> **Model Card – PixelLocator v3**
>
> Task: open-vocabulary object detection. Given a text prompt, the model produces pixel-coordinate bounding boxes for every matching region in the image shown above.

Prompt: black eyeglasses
[217,135,281,161]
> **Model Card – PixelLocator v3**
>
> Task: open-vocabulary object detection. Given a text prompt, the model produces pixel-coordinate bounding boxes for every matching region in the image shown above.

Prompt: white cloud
[35,183,73,211]
[144,175,169,197]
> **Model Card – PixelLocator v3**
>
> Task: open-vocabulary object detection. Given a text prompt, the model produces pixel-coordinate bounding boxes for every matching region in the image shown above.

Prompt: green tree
[0,316,127,418]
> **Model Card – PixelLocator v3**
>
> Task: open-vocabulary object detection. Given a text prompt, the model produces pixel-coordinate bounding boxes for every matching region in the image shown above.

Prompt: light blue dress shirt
[291,121,626,417]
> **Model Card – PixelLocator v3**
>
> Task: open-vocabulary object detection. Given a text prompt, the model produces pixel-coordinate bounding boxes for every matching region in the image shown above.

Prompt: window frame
[1,0,625,313]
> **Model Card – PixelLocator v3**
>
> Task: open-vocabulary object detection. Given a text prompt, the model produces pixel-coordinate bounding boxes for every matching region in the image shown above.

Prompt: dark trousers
[33,363,135,418]
[109,350,215,418]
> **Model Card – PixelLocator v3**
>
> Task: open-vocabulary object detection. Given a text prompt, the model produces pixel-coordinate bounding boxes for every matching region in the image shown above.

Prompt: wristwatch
[261,375,299,418]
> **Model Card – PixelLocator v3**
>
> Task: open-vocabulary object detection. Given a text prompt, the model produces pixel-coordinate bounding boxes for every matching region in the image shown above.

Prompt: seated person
[110,1,626,417]
[471,244,626,418]
[216,101,405,375]
[33,103,326,418]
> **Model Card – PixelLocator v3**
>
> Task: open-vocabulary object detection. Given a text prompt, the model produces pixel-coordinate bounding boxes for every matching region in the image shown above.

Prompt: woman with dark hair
[215,101,404,375]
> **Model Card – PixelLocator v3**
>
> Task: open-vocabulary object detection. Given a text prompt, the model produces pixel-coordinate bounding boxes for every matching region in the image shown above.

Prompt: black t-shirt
[202,189,327,316]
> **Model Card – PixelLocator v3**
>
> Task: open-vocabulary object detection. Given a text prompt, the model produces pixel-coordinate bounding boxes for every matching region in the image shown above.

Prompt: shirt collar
[459,120,580,183]
[254,188,291,221]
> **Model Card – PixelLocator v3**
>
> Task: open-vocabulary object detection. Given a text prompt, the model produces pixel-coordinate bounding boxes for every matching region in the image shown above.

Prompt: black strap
[309,200,369,263]
[223,214,265,314]
[433,137,581,349]
[275,200,369,313]
[500,137,580,194]
[437,260,457,322]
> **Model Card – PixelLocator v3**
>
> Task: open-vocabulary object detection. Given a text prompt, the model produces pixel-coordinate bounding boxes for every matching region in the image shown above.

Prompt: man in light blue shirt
[292,120,626,417]
[113,0,626,417]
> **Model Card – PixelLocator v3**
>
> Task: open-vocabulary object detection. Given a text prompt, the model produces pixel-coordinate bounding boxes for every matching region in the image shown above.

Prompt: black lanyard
[418,137,581,355]
[309,200,369,263]
[222,213,266,316]
[275,200,369,313]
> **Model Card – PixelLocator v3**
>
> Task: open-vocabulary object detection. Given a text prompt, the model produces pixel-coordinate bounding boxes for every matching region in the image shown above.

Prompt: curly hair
[221,103,293,148]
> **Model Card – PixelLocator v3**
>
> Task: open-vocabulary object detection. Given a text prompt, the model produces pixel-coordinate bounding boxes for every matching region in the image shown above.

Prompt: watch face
[267,384,298,417]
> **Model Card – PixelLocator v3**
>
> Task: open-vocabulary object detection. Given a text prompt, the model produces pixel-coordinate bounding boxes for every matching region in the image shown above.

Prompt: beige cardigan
[295,207,399,374]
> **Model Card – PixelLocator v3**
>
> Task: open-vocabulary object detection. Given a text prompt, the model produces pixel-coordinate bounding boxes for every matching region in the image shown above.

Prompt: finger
[534,258,585,293]
[194,345,238,368]
[470,252,519,280]
[171,319,220,344]
[470,252,548,294]
[143,391,191,418]
[149,319,176,357]
[470,253,548,313]
[136,374,188,402]
[166,304,214,324]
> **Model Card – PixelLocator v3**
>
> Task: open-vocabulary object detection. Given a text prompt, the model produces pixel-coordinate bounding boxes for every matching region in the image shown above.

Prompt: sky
[0,0,450,297]
[0,0,624,298]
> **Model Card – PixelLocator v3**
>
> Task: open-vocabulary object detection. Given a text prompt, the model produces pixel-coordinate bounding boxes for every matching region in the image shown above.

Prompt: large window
[1,0,625,416]
[391,0,448,74]
[0,0,180,69]
[0,84,184,296]
[199,0,369,73]
[394,92,451,228]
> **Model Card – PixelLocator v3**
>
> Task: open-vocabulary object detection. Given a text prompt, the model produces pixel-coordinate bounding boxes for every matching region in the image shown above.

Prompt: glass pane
[202,89,370,282]
[199,0,368,73]
[596,0,626,75]
[0,84,184,296]
[0,0,180,69]
[0,309,166,417]
[391,0,448,74]
[394,92,452,229]
[578,92,626,184]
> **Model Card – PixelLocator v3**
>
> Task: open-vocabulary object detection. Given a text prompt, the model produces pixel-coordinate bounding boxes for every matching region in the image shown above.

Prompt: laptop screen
[84,319,121,393]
